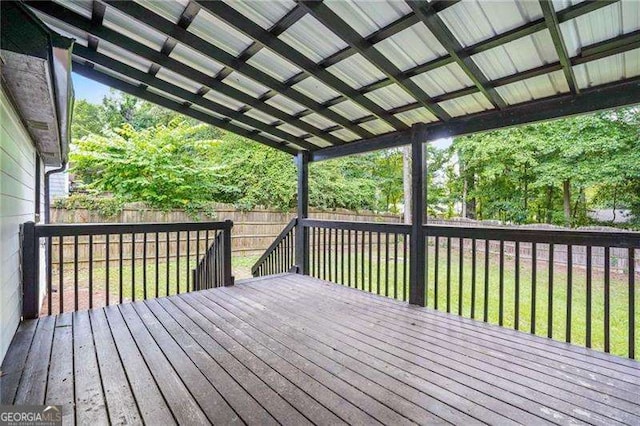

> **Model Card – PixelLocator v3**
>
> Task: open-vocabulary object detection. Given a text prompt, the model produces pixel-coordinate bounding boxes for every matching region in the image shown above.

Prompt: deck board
[2,273,639,425]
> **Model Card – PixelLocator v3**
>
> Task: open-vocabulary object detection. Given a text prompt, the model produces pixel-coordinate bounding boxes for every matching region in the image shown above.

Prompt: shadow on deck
[2,273,639,425]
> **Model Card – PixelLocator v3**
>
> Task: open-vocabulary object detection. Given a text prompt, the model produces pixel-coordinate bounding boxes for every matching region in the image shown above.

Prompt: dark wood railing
[302,219,411,301]
[251,218,296,277]
[256,218,638,358]
[21,220,234,318]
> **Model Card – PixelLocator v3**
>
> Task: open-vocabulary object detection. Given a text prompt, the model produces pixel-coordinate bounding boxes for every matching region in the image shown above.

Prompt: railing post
[295,151,309,274]
[21,221,39,319]
[409,126,427,306]
[223,220,234,286]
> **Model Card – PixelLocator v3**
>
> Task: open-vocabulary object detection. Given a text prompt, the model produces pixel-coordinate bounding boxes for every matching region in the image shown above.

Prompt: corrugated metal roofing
[31,0,640,155]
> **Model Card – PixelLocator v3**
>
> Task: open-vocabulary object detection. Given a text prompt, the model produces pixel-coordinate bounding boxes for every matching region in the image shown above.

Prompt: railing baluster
[328,228,333,282]
[74,235,79,311]
[176,231,180,294]
[354,231,358,288]
[47,238,52,315]
[483,239,489,322]
[186,231,190,292]
[403,234,408,302]
[376,231,381,294]
[341,229,345,284]
[531,243,537,334]
[119,233,123,304]
[131,233,135,302]
[384,233,389,297]
[360,231,366,291]
[514,241,520,330]
[629,248,635,359]
[347,229,352,287]
[446,236,451,313]
[604,246,610,353]
[471,238,477,319]
[167,231,171,295]
[59,236,64,314]
[89,235,93,309]
[499,239,504,326]
[566,244,573,343]
[369,231,373,293]
[394,233,398,300]
[548,243,554,338]
[195,230,200,290]
[458,237,464,315]
[434,236,439,310]
[106,234,110,307]
[586,245,592,347]
[323,228,328,281]
[143,233,147,300]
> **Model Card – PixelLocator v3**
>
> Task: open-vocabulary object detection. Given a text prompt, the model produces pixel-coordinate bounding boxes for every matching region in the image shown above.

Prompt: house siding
[0,85,43,362]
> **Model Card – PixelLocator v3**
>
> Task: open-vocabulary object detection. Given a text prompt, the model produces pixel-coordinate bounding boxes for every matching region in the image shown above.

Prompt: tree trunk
[545,185,554,223]
[563,179,571,227]
[611,184,618,223]
[403,145,412,224]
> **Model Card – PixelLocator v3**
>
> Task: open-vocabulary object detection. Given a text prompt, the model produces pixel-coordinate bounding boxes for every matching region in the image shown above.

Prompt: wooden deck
[2,273,640,425]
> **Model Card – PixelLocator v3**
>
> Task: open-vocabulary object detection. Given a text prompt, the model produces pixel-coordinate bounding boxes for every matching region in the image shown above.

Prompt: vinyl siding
[0,84,43,363]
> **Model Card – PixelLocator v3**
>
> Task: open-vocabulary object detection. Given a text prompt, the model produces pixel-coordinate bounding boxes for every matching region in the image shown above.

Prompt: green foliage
[52,193,124,217]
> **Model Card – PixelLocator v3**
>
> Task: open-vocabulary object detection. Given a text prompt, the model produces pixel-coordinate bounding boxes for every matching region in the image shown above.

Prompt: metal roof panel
[133,0,189,25]
[103,5,166,51]
[411,63,474,97]
[246,48,302,82]
[329,99,370,120]
[224,0,297,30]
[265,94,307,115]
[374,22,447,72]
[394,107,437,126]
[292,76,341,103]
[496,70,569,105]
[155,67,202,93]
[327,53,386,89]
[277,122,307,137]
[324,0,412,38]
[438,92,494,117]
[300,113,337,130]
[331,128,360,142]
[188,8,253,56]
[222,71,271,98]
[203,89,246,111]
[438,0,543,48]
[359,119,395,135]
[574,49,640,89]
[52,0,92,19]
[364,84,416,110]
[279,14,348,63]
[244,108,279,125]
[168,43,226,76]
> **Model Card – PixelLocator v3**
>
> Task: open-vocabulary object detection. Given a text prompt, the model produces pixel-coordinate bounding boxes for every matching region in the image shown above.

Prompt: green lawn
[309,242,639,358]
[52,248,637,358]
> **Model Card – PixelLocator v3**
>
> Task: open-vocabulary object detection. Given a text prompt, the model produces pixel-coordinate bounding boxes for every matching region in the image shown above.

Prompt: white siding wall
[0,85,42,362]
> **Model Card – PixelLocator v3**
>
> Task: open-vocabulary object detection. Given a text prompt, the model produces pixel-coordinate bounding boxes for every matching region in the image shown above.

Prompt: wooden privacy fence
[49,204,401,264]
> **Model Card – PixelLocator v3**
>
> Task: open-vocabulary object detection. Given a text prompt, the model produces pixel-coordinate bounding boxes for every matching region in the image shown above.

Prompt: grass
[50,247,637,358]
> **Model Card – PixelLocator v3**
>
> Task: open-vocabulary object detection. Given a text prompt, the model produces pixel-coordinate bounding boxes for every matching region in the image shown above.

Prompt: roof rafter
[103,1,373,139]
[73,45,319,150]
[26,1,346,146]
[289,0,616,115]
[346,28,640,125]
[195,0,409,131]
[539,0,579,94]
[311,76,640,161]
[298,0,452,122]
[72,62,299,154]
[407,0,507,109]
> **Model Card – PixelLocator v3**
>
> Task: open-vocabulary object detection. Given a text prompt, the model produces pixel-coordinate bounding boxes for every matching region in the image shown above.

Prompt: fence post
[21,221,39,319]
[295,151,309,274]
[409,126,427,306]
[223,220,234,286]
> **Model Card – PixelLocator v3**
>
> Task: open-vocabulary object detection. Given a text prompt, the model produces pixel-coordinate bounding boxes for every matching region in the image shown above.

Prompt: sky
[72,73,111,104]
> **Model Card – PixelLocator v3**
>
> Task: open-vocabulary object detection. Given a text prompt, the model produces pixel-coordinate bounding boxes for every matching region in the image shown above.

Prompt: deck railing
[20,220,234,318]
[256,218,639,358]
[251,218,297,277]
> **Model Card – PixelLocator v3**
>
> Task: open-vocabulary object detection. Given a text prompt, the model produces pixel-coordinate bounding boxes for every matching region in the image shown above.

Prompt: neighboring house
[0,3,73,362]
[47,165,69,201]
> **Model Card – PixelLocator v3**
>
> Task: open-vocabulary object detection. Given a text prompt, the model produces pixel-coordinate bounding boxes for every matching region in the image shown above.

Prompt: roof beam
[103,1,373,139]
[292,0,616,111]
[540,0,579,94]
[26,1,345,146]
[298,0,451,122]
[407,0,507,109]
[73,45,319,151]
[72,63,299,155]
[333,15,637,127]
[195,1,409,131]
[310,76,640,161]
